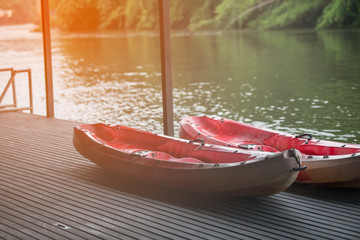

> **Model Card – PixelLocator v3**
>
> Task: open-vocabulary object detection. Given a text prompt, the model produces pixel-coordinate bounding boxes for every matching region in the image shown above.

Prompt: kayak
[73,123,303,196]
[179,116,360,188]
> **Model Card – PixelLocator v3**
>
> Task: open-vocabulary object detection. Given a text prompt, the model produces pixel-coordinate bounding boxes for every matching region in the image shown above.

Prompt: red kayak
[73,123,303,196]
[179,116,360,187]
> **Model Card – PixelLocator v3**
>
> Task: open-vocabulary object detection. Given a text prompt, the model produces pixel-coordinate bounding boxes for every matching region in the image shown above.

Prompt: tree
[245,0,327,29]
[317,0,360,29]
[49,0,360,31]
[55,0,99,31]
[98,0,127,29]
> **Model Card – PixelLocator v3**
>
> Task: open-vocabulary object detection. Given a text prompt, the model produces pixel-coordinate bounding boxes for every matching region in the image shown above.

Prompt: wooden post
[159,0,174,136]
[40,0,54,117]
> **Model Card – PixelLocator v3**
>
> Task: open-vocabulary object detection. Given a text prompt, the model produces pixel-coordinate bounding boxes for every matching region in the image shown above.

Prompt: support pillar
[159,0,174,136]
[40,0,54,117]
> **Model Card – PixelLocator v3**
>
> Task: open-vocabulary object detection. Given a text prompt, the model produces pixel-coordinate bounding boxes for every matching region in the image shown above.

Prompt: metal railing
[0,68,33,113]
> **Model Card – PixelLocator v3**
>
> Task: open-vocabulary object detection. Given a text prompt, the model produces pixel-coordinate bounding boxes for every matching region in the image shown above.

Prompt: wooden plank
[1,112,360,240]
[0,218,46,240]
[0,203,72,240]
[0,138,258,239]
[0,166,222,239]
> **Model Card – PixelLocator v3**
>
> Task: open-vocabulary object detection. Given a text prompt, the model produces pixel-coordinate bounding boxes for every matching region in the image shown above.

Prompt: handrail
[0,68,16,108]
[0,68,33,113]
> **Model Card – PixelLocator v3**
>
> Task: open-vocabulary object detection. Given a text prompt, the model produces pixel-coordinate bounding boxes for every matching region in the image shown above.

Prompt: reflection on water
[1,25,359,142]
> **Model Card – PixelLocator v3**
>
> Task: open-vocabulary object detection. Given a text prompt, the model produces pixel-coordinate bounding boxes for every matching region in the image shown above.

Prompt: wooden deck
[1,112,359,240]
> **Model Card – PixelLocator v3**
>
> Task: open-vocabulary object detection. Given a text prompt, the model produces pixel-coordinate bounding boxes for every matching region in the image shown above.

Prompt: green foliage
[56,0,99,31]
[137,0,158,30]
[316,0,360,29]
[188,0,218,30]
[246,0,327,29]
[213,0,262,29]
[317,0,347,29]
[123,0,141,29]
[98,0,127,29]
[169,0,207,29]
[51,0,360,31]
[4,0,357,30]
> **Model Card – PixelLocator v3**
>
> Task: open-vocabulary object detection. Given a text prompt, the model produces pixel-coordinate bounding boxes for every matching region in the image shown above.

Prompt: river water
[1,24,359,142]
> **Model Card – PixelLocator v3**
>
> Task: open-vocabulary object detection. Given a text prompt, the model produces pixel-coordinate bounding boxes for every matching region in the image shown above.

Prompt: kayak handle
[292,149,307,171]
[293,165,307,171]
[295,134,312,144]
[295,133,312,139]
[189,139,205,145]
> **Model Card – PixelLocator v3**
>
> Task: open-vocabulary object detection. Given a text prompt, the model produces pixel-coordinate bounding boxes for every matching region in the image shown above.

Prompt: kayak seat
[175,157,205,163]
[129,148,204,163]
[157,140,205,161]
[263,135,288,151]
[263,135,306,152]
[236,143,279,152]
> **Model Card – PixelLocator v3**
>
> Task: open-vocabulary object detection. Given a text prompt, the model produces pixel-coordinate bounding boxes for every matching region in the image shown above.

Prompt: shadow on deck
[1,112,359,239]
